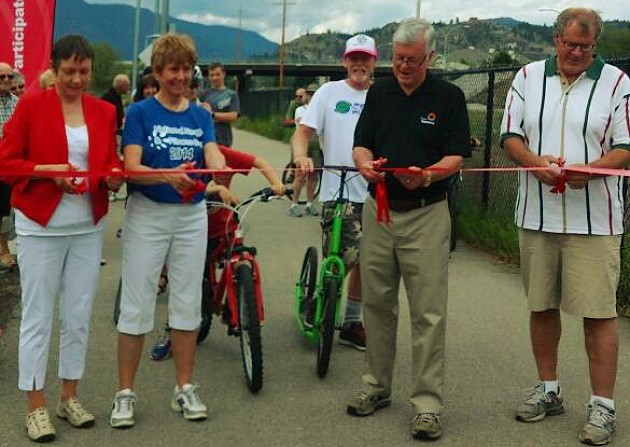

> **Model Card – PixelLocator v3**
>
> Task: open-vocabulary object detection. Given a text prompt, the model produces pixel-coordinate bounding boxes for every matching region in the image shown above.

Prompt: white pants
[118,193,208,334]
[17,231,104,390]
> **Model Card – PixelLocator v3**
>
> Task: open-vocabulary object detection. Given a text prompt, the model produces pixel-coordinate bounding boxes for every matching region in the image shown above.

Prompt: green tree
[91,43,127,96]
[491,51,515,66]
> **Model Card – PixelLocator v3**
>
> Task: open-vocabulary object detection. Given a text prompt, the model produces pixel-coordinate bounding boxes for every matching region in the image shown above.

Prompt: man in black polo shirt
[346,18,471,441]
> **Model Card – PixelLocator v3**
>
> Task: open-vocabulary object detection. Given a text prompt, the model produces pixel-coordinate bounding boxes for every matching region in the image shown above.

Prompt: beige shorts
[519,229,621,318]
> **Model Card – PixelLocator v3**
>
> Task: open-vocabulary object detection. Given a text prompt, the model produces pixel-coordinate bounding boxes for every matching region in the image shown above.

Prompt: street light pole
[416,0,421,18]
[443,24,468,72]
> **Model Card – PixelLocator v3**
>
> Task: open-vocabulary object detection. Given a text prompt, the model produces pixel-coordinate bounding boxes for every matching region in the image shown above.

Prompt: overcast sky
[85,0,629,43]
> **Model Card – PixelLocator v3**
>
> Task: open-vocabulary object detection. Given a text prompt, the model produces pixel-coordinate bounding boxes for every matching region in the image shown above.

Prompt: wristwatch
[421,171,432,188]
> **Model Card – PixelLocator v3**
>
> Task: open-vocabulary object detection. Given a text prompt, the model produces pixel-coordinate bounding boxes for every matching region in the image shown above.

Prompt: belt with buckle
[387,193,446,212]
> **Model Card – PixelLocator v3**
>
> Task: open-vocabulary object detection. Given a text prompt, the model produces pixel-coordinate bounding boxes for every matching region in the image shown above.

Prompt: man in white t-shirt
[293,34,377,350]
[289,84,322,217]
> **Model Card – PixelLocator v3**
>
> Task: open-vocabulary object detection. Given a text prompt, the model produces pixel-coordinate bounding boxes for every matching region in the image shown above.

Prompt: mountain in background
[54,1,630,66]
[54,0,278,62]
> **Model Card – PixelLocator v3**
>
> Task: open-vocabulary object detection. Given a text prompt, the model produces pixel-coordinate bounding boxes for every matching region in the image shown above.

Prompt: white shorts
[117,193,208,334]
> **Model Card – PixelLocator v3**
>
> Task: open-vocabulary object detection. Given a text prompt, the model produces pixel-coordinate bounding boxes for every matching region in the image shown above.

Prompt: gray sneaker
[578,402,617,446]
[515,384,564,422]
[305,204,319,216]
[411,413,443,440]
[288,205,303,217]
[346,389,391,417]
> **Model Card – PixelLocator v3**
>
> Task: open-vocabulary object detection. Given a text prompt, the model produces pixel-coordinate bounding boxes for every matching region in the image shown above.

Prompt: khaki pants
[360,197,450,414]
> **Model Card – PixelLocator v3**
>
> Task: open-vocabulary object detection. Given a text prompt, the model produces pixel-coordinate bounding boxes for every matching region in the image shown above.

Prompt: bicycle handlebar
[320,165,359,172]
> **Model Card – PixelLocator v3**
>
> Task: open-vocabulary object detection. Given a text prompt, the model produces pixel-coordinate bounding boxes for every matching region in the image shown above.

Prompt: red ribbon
[549,159,567,194]
[373,158,392,225]
[180,180,206,203]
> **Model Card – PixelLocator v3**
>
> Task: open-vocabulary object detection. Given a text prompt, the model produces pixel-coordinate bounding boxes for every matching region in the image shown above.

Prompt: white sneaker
[171,383,207,421]
[110,389,137,428]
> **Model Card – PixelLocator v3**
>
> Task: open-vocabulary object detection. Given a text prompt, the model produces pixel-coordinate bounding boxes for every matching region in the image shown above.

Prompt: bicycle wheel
[113,277,122,325]
[296,247,318,327]
[282,161,295,200]
[197,277,213,344]
[236,264,263,393]
[316,277,338,378]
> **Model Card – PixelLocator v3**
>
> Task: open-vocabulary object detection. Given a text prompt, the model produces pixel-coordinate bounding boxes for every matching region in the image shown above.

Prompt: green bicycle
[294,165,358,378]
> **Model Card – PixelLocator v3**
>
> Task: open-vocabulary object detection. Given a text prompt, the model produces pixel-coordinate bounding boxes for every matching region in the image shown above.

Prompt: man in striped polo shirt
[501,8,630,446]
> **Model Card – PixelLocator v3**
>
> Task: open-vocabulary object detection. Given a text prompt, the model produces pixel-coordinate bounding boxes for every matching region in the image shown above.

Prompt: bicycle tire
[283,161,322,204]
[282,161,295,200]
[296,247,318,327]
[316,277,338,378]
[197,277,213,343]
[113,277,122,325]
[236,264,263,393]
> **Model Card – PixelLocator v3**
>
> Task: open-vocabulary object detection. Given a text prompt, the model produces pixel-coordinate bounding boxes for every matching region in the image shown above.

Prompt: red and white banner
[0,0,57,92]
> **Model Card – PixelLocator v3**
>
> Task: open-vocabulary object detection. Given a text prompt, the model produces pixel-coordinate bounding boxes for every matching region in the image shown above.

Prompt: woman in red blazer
[0,35,123,442]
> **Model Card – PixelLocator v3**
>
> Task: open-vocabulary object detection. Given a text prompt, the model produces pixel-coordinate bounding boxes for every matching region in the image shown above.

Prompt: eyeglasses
[391,53,429,67]
[560,39,595,52]
[0,74,15,81]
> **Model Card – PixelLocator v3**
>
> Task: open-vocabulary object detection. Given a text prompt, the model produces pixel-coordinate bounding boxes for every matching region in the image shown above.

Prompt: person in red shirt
[150,146,284,360]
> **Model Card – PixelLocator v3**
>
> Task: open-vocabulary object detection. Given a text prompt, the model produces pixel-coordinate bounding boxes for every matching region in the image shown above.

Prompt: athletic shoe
[305,204,320,216]
[55,397,95,428]
[515,383,564,422]
[171,383,207,421]
[25,406,56,443]
[110,389,137,428]
[339,322,366,351]
[579,402,617,445]
[346,388,391,417]
[411,413,443,440]
[288,205,303,217]
[151,326,172,361]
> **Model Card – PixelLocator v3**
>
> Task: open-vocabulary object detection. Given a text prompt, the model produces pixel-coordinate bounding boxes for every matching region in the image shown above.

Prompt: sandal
[157,274,168,295]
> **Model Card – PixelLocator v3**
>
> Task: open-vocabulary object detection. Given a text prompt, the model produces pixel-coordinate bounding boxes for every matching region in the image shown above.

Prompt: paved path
[1,128,629,446]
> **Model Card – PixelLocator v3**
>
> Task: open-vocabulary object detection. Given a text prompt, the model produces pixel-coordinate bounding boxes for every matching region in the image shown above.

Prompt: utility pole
[416,0,421,18]
[236,7,242,62]
[276,0,295,89]
[131,0,141,95]
[160,0,169,33]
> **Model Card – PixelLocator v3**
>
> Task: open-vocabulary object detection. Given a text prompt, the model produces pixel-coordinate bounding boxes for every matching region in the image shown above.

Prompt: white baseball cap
[344,34,378,58]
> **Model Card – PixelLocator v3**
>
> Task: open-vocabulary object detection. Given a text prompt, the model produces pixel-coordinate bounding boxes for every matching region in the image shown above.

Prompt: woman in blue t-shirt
[110,33,226,429]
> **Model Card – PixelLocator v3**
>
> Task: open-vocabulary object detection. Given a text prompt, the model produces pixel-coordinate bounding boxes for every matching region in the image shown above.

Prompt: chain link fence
[239,58,630,228]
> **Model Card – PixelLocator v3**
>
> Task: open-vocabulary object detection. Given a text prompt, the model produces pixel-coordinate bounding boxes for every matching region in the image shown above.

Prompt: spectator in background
[39,69,55,89]
[10,71,25,97]
[0,35,123,443]
[0,62,19,272]
[501,8,630,446]
[201,62,240,147]
[132,73,159,103]
[289,83,321,217]
[101,74,130,132]
[283,87,306,127]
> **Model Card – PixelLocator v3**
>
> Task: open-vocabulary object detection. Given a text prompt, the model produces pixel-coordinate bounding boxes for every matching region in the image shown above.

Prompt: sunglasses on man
[0,74,15,81]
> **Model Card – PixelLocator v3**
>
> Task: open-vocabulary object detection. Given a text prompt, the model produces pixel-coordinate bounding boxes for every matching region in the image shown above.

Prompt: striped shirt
[501,56,630,235]
[0,92,18,139]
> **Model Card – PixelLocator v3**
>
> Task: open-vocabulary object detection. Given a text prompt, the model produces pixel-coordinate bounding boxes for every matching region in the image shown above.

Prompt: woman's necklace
[155,93,186,112]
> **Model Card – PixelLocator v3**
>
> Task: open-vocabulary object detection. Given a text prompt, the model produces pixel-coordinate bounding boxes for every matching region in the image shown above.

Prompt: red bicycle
[198,187,285,393]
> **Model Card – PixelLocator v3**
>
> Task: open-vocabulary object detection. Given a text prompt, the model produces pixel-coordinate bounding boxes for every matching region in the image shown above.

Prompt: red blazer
[0,88,122,226]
